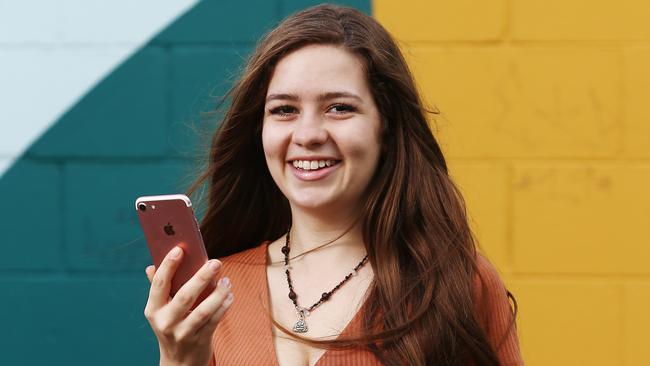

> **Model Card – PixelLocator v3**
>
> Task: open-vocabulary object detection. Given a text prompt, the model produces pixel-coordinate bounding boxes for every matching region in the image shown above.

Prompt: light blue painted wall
[0,0,198,176]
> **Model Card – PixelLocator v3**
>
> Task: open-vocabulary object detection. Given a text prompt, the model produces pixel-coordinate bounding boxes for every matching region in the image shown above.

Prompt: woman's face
[262,44,382,214]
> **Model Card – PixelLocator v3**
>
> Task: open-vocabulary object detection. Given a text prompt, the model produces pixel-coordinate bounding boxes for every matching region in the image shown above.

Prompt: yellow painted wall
[374,1,650,365]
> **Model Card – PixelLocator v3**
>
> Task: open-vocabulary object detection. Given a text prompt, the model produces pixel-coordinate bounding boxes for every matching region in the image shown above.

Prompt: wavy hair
[188,4,515,365]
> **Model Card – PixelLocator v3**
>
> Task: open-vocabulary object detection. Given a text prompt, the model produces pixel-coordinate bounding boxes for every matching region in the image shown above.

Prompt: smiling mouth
[290,159,341,171]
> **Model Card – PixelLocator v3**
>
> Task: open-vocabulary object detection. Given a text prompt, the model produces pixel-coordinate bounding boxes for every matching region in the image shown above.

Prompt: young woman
[144,4,523,366]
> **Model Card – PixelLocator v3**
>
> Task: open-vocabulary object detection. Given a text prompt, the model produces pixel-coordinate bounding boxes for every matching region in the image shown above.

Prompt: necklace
[282,228,369,333]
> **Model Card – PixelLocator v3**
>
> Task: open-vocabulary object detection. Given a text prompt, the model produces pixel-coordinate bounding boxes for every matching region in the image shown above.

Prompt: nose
[291,110,328,148]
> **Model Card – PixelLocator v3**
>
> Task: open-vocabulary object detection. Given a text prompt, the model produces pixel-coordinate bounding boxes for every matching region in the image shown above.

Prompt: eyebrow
[265,91,363,103]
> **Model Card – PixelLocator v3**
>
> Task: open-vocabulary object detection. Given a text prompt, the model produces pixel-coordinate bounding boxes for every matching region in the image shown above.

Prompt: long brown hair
[188,4,515,365]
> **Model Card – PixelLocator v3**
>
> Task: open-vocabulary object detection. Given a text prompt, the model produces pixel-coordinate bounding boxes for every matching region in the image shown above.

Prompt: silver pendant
[293,317,308,333]
[293,309,309,333]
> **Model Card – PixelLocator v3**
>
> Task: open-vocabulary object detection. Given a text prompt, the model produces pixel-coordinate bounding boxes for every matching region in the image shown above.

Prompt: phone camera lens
[138,203,147,211]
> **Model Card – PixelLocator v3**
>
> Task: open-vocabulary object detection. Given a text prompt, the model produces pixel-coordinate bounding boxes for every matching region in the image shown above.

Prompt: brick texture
[169,47,248,157]
[379,0,650,364]
[623,46,650,157]
[623,282,650,365]
[153,0,278,44]
[449,161,510,269]
[512,163,650,274]
[406,47,620,158]
[513,0,650,41]
[0,1,371,364]
[509,280,622,365]
[0,278,157,364]
[0,160,63,270]
[63,161,193,272]
[3,1,648,364]
[281,0,370,17]
[29,47,168,157]
[374,0,506,41]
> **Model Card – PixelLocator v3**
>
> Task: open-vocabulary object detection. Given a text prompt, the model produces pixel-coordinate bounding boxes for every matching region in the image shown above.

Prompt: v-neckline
[260,242,369,366]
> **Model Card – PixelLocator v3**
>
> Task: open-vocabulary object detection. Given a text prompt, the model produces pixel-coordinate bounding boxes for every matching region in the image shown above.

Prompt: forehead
[266,44,369,99]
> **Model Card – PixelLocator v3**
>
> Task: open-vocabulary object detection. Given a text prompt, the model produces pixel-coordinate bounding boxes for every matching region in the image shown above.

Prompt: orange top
[209,243,523,365]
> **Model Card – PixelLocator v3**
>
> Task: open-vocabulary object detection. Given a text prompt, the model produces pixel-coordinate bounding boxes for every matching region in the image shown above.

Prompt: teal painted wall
[0,1,370,364]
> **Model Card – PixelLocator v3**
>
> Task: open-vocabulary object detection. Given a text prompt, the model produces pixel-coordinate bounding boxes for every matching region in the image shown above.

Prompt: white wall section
[0,0,198,176]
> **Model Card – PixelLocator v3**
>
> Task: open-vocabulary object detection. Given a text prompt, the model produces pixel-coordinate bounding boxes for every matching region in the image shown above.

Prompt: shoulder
[472,254,524,365]
[472,253,512,325]
[216,241,269,281]
[473,254,509,303]
[218,241,269,266]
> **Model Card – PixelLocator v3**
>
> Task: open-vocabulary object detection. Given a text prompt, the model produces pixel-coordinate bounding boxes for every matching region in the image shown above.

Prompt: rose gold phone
[135,194,214,309]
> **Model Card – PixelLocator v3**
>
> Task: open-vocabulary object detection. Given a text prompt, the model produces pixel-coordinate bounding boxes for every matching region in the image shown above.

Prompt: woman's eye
[269,105,297,117]
[328,104,356,114]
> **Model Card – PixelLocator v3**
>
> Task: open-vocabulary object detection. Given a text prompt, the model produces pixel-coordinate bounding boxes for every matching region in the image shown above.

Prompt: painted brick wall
[375,0,650,365]
[5,1,647,364]
[0,1,369,364]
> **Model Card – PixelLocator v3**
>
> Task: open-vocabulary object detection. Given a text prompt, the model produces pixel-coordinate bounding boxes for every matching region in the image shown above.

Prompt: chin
[288,191,339,211]
[291,197,334,210]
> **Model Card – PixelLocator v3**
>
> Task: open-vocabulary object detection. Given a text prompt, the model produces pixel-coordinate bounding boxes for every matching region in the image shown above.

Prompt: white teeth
[292,159,338,170]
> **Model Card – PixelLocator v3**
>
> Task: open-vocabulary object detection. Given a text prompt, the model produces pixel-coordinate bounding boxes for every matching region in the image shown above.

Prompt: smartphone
[135,194,214,309]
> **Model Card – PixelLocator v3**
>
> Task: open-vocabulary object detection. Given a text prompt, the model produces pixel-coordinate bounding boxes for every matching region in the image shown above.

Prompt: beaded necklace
[282,228,369,333]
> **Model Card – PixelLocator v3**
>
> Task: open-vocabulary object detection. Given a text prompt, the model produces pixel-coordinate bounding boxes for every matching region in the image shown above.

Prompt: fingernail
[219,277,231,288]
[170,247,182,259]
[209,260,222,272]
[223,292,234,307]
[145,265,154,272]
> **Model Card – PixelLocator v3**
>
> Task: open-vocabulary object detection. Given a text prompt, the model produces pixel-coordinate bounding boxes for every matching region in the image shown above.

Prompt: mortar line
[509,273,650,281]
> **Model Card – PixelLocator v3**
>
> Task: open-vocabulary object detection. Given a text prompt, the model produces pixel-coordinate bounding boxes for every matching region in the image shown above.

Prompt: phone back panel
[135,195,212,304]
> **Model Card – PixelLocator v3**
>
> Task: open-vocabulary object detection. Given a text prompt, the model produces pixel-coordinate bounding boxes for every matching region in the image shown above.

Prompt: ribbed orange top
[208,243,523,365]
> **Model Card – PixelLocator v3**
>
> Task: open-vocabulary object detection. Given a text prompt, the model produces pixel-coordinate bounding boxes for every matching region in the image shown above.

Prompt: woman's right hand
[144,246,234,366]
